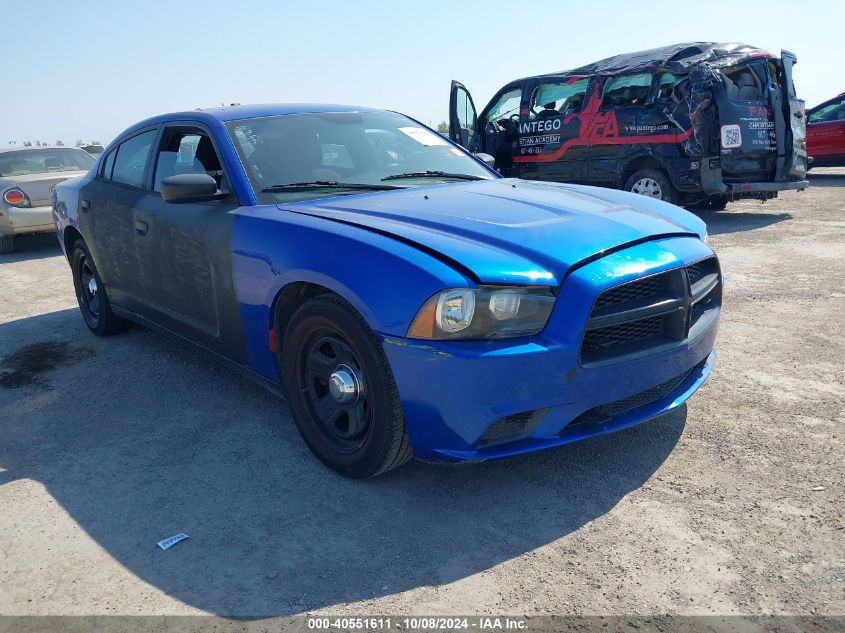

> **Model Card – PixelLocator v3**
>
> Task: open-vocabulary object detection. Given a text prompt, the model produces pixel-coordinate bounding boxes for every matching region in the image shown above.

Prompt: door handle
[80,199,91,212]
[135,220,149,235]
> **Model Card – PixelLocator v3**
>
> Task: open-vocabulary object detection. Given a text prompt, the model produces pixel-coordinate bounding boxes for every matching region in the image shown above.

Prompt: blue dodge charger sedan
[52,104,720,477]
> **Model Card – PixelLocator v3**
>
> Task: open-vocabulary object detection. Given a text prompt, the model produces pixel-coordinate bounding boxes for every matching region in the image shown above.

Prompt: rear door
[79,128,158,315]
[584,72,659,185]
[449,81,482,153]
[712,61,779,183]
[778,51,808,179]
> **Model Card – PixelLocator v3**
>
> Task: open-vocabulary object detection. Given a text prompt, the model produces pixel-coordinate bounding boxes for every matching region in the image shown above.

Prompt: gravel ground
[0,171,842,618]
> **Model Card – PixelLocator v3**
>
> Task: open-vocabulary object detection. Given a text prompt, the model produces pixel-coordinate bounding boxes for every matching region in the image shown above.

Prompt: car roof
[117,103,386,139]
[510,41,772,83]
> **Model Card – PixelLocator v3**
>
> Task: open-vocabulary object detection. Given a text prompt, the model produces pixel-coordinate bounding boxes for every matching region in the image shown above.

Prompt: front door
[449,81,482,154]
[136,124,245,362]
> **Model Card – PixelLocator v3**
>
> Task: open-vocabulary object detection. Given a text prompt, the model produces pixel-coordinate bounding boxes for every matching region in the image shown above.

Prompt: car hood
[281,179,706,285]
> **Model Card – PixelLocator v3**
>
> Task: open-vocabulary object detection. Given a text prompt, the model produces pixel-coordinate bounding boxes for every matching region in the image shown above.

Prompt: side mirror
[475,152,496,168]
[160,174,225,203]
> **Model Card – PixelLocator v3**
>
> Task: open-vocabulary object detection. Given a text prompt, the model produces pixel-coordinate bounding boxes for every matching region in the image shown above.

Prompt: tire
[70,239,131,336]
[280,294,412,478]
[624,169,677,204]
[0,235,15,255]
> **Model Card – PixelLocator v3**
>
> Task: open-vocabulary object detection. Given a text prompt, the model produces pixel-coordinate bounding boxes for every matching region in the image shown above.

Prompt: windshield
[0,148,95,177]
[226,111,495,202]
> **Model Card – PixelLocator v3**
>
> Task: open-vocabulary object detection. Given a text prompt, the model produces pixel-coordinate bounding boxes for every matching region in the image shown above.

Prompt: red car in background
[807,92,845,168]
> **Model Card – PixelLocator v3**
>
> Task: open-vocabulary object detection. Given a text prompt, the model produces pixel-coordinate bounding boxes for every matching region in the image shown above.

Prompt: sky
[3,0,844,146]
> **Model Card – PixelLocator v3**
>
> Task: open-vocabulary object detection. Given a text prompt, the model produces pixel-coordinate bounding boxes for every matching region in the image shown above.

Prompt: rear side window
[110,130,156,187]
[602,73,653,108]
[529,79,589,118]
[0,148,94,177]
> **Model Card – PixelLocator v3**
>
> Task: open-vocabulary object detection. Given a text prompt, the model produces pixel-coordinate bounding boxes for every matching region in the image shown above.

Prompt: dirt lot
[0,171,842,618]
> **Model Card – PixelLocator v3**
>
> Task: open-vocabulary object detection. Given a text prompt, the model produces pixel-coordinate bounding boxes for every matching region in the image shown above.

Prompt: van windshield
[226,111,495,202]
[0,148,95,177]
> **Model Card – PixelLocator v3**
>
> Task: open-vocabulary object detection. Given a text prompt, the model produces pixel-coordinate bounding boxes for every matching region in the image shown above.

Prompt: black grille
[476,409,548,449]
[580,257,721,366]
[568,359,707,428]
[686,257,719,287]
[593,275,663,311]
[582,315,664,352]
[598,368,693,417]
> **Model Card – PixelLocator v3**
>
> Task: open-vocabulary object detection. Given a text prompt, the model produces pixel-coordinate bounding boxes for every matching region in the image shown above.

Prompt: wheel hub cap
[632,177,663,199]
[87,276,98,296]
[328,364,360,404]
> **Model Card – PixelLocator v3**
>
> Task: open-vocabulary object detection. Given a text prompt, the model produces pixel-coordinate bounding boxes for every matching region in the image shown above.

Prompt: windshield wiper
[261,181,403,192]
[381,171,484,182]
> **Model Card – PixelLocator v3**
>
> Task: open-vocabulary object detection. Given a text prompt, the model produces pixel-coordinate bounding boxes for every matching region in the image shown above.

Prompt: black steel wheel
[300,332,372,453]
[281,294,412,478]
[70,239,130,336]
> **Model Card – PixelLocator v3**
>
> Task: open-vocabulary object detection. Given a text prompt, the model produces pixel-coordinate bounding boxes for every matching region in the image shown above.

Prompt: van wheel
[624,169,677,204]
[0,235,15,255]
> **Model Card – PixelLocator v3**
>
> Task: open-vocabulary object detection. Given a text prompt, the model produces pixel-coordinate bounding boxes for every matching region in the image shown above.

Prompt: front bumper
[0,204,55,236]
[382,236,719,463]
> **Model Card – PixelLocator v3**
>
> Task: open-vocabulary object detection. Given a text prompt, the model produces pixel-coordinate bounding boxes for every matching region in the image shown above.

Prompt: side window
[455,87,476,131]
[153,129,225,192]
[485,88,522,122]
[808,98,845,124]
[602,73,653,108]
[110,130,156,187]
[101,149,116,179]
[529,79,589,118]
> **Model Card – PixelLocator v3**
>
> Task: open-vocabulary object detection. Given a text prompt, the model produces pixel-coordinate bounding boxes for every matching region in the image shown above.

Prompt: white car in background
[0,146,95,253]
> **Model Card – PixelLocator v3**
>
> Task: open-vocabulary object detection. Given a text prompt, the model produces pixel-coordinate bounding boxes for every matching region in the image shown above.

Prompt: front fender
[231,205,472,381]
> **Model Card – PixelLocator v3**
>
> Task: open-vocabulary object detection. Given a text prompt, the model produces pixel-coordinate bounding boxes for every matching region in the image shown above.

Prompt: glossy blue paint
[54,103,720,465]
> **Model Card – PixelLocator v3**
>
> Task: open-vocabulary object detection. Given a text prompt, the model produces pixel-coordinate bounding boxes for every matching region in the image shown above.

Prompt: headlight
[408,286,555,340]
[703,228,709,244]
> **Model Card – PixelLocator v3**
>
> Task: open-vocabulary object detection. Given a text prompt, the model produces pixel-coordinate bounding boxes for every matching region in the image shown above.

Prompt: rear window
[721,66,765,102]
[0,148,95,177]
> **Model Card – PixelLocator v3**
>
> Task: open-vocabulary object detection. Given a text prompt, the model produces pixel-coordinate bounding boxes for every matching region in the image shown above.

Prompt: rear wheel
[0,235,15,255]
[281,294,412,478]
[624,169,677,204]
[70,239,130,336]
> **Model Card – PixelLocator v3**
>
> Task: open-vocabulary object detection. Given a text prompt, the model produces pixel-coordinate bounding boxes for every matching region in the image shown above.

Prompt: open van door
[449,81,482,153]
[779,50,808,180]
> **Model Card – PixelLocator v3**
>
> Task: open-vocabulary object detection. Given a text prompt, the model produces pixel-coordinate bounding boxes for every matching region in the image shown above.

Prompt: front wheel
[70,239,130,336]
[624,169,677,204]
[280,294,412,478]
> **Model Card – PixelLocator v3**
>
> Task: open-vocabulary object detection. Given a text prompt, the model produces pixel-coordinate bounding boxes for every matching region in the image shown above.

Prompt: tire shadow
[0,308,685,617]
